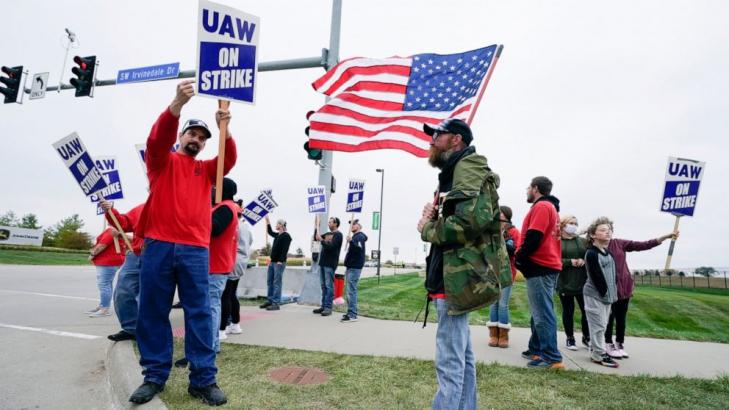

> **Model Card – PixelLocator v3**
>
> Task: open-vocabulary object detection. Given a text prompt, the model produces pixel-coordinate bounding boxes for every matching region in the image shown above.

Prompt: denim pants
[266,262,286,304]
[345,268,362,318]
[526,273,562,363]
[208,274,227,353]
[488,285,513,325]
[113,252,141,334]
[433,298,477,410]
[320,266,335,309]
[137,239,217,387]
[95,265,120,308]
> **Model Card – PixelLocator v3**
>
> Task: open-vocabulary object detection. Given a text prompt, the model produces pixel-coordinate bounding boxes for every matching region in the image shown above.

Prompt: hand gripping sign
[241,191,277,226]
[196,0,259,104]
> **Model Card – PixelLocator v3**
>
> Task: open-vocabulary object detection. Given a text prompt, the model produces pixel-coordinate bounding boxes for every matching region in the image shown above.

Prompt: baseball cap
[181,119,212,139]
[349,219,361,226]
[423,118,473,145]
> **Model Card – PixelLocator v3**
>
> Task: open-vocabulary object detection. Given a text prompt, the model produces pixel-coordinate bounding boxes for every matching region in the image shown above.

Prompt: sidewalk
[171,304,729,379]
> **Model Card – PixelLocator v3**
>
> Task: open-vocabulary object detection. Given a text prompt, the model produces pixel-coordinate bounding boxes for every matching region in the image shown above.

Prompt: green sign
[372,211,380,230]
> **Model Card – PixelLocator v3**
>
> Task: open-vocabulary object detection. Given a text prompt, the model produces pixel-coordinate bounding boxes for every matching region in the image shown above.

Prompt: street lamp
[376,168,384,284]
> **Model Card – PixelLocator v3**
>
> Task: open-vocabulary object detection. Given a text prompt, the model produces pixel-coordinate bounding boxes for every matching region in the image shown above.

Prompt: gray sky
[2,0,728,269]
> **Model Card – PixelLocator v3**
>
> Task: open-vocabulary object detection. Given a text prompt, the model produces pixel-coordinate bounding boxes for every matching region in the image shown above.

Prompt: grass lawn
[0,249,89,265]
[335,272,729,344]
[161,341,729,409]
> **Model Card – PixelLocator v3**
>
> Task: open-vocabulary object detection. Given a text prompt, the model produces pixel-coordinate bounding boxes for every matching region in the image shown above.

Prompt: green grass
[160,341,729,409]
[343,272,729,344]
[0,249,90,265]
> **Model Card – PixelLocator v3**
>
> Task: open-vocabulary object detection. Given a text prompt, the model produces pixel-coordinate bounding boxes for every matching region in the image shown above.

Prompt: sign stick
[663,215,682,271]
[106,209,133,250]
[345,213,355,250]
[214,100,231,204]
[112,235,121,254]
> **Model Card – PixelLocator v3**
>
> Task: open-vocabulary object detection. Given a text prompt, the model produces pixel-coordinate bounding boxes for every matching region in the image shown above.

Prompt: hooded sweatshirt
[344,231,368,269]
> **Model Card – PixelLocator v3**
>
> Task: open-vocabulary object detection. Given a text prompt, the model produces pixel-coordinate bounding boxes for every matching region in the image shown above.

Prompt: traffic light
[303,125,323,160]
[0,66,23,104]
[70,55,97,97]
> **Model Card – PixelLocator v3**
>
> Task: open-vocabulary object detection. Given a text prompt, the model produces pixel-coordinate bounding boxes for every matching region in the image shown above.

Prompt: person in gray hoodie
[583,217,619,368]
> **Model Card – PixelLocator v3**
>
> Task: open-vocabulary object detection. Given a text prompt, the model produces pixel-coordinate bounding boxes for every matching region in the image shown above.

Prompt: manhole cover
[268,366,330,385]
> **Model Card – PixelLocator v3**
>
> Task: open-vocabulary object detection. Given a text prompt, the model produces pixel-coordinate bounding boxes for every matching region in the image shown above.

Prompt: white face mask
[564,224,578,235]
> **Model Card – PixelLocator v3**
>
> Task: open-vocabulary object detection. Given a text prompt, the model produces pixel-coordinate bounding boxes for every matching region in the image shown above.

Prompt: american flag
[308,45,501,157]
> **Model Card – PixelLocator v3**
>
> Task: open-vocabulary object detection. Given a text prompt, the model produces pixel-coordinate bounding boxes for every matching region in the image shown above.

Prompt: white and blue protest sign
[135,143,179,174]
[52,133,107,197]
[241,191,277,225]
[196,0,259,104]
[117,62,180,84]
[90,156,124,202]
[346,179,365,213]
[660,157,705,217]
[307,185,327,214]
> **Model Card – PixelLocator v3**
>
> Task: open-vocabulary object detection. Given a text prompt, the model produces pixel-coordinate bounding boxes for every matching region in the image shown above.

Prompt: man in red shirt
[129,80,236,406]
[515,176,564,369]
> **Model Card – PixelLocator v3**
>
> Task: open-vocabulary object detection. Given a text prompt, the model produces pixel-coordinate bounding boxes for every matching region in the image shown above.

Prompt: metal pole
[725,271,727,289]
[57,29,76,93]
[376,169,384,284]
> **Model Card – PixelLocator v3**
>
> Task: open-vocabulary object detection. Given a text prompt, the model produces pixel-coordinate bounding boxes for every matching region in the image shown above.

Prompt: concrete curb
[106,340,167,410]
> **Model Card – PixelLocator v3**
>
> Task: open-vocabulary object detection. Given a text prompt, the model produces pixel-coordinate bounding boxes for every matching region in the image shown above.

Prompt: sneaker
[107,330,135,342]
[312,307,325,314]
[219,330,227,341]
[565,337,578,351]
[581,336,590,348]
[320,309,332,316]
[84,306,101,314]
[266,304,280,311]
[188,383,227,406]
[527,359,565,369]
[129,381,164,404]
[174,357,189,368]
[225,323,242,334]
[521,350,540,361]
[592,354,619,368]
[606,343,622,359]
[89,308,111,318]
[617,343,629,358]
[340,315,358,323]
[259,301,272,309]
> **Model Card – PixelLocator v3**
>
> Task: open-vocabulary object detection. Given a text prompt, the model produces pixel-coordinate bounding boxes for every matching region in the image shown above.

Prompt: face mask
[564,224,578,235]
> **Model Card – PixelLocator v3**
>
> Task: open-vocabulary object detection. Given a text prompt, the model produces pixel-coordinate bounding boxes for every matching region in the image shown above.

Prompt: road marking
[0,323,101,340]
[0,289,97,301]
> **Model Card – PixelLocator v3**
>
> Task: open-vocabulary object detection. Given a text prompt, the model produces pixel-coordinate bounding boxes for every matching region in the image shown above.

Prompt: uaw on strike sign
[197,0,259,104]
[660,157,705,217]
[52,133,107,198]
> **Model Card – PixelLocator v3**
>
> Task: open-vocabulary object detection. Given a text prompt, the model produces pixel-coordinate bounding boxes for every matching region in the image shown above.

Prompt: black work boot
[188,383,227,406]
[107,330,135,342]
[129,381,164,404]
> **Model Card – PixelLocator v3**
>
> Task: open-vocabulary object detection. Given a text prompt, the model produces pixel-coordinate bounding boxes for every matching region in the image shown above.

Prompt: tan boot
[498,324,511,348]
[487,322,499,347]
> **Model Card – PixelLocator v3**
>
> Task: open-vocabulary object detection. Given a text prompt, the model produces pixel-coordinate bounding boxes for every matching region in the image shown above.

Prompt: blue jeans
[113,252,141,334]
[488,285,513,325]
[95,265,120,308]
[345,268,362,318]
[208,274,227,353]
[526,273,562,363]
[266,263,286,304]
[433,298,477,410]
[320,266,335,309]
[137,239,217,387]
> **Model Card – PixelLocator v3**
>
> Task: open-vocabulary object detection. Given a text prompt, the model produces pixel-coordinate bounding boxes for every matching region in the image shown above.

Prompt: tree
[694,266,717,278]
[665,269,676,277]
[19,213,41,229]
[678,271,686,277]
[0,210,20,227]
[43,214,91,249]
[259,243,272,256]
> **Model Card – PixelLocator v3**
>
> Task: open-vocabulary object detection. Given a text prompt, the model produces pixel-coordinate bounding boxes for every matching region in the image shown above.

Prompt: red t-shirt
[518,200,562,270]
[105,203,145,255]
[209,200,241,274]
[505,226,521,280]
[92,228,126,266]
[136,108,237,248]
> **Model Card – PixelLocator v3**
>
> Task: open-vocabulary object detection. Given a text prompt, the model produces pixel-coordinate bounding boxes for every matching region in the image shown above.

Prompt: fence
[633,270,729,290]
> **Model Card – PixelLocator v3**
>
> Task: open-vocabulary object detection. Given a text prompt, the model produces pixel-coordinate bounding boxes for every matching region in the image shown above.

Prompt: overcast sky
[2,0,728,269]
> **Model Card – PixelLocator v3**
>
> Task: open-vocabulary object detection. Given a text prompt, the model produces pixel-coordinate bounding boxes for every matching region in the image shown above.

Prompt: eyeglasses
[432,131,451,141]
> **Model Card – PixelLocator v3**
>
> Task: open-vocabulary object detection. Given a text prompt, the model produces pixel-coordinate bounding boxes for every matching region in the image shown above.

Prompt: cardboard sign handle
[663,215,682,272]
[215,100,231,204]
[112,235,121,254]
[106,209,133,251]
[345,213,356,250]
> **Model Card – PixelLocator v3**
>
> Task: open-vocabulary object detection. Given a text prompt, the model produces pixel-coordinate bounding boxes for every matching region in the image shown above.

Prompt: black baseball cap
[181,119,212,139]
[423,118,473,145]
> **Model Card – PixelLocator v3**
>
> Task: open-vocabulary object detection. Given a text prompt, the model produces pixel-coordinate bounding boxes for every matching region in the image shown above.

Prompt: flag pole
[466,44,504,126]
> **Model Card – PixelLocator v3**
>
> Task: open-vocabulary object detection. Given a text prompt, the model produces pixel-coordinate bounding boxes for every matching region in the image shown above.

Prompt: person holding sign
[341,219,368,323]
[130,80,236,406]
[261,215,292,311]
[313,217,343,317]
[87,227,126,318]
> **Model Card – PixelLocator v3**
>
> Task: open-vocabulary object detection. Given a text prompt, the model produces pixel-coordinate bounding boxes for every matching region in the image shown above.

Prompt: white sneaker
[226,323,242,334]
[84,306,101,314]
[219,330,228,340]
[606,343,622,359]
[617,343,629,358]
[89,308,111,318]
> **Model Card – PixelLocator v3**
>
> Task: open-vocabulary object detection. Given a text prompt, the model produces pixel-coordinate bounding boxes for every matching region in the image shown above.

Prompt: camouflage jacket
[421,152,512,315]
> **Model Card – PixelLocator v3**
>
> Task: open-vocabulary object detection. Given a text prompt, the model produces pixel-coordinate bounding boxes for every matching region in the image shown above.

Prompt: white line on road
[0,323,101,340]
[0,289,97,301]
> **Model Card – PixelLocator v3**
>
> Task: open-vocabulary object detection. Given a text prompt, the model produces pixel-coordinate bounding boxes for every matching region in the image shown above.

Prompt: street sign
[372,211,380,230]
[660,157,705,217]
[371,250,380,260]
[117,62,180,84]
[29,72,49,100]
[393,247,399,256]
